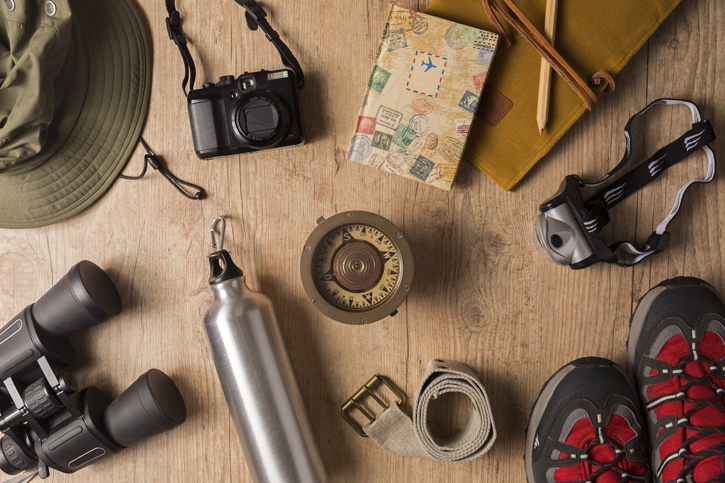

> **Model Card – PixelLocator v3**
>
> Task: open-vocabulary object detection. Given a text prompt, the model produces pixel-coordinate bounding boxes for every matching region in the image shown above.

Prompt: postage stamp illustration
[356,116,377,134]
[372,131,393,151]
[472,72,487,93]
[426,133,439,150]
[408,114,430,137]
[477,45,495,65]
[392,123,417,148]
[457,90,479,114]
[368,66,392,94]
[376,105,403,130]
[387,27,408,51]
[455,119,471,138]
[409,155,435,181]
[368,153,385,169]
[445,24,473,50]
[411,98,433,115]
[410,14,428,34]
[441,137,464,162]
[347,135,372,162]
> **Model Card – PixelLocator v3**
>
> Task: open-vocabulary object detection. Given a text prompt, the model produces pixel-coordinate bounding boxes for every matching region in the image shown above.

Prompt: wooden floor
[1,0,724,481]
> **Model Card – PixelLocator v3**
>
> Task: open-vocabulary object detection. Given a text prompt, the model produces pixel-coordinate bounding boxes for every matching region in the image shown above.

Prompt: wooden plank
[0,0,722,482]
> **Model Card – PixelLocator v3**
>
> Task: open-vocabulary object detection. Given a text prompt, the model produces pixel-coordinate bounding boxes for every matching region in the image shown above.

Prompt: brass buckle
[341,375,405,437]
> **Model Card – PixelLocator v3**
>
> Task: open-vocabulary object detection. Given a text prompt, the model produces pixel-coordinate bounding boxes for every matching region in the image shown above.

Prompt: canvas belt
[342,360,496,464]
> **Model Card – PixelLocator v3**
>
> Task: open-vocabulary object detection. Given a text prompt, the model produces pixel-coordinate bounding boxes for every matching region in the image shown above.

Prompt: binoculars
[0,261,186,478]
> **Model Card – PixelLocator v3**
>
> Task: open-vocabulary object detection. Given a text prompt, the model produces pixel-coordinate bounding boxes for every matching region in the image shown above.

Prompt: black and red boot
[628,277,725,483]
[525,357,652,483]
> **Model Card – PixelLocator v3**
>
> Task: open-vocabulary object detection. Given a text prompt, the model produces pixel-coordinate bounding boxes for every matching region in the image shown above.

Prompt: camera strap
[579,99,716,266]
[165,0,196,96]
[234,0,305,89]
[165,0,305,96]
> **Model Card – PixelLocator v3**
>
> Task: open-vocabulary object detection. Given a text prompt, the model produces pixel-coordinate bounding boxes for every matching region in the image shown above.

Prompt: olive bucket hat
[0,0,151,228]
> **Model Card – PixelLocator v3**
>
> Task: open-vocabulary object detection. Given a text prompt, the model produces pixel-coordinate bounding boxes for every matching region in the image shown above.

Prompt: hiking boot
[628,277,725,483]
[525,357,651,482]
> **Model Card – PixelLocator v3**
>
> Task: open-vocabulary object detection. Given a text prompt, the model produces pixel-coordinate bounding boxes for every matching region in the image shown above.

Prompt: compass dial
[300,211,414,325]
[313,224,400,311]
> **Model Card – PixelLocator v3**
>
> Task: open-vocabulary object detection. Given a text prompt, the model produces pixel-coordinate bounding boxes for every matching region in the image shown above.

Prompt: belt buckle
[341,375,405,437]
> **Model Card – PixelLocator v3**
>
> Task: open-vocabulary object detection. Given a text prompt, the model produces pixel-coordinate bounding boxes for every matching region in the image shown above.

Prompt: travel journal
[346,5,500,191]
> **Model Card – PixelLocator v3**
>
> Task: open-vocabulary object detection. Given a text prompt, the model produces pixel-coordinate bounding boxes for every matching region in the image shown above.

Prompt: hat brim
[0,0,152,228]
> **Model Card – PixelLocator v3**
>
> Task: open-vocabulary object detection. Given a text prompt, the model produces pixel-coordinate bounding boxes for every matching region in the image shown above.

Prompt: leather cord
[481,0,613,111]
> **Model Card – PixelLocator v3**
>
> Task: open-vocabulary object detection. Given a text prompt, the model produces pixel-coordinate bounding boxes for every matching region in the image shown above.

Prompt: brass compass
[300,211,414,325]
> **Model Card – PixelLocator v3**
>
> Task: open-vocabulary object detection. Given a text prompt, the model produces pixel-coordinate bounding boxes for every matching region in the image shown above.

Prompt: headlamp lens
[532,217,559,264]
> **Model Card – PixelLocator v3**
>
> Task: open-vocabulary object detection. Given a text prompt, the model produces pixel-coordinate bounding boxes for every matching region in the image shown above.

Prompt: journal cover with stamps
[346,5,499,190]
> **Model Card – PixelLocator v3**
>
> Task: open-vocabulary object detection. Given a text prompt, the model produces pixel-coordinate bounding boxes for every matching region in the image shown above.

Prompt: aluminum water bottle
[202,217,327,483]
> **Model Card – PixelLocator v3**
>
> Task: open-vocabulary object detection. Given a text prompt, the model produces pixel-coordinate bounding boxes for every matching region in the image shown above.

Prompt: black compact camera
[167,0,306,159]
[188,69,305,158]
[0,261,186,478]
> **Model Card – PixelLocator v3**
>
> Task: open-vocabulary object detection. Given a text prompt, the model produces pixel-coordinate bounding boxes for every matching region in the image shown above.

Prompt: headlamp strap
[583,99,717,266]
[235,0,305,89]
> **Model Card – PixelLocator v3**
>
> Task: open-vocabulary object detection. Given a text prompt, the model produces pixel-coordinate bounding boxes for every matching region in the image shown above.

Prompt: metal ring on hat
[44,1,57,16]
[3,0,15,12]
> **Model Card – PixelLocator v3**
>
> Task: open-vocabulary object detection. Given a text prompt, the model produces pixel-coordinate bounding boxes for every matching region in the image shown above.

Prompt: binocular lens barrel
[32,261,122,339]
[102,370,187,448]
[0,434,36,475]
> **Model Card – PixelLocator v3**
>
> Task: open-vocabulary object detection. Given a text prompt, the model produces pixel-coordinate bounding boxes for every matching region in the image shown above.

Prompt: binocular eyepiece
[0,261,187,478]
[0,261,121,386]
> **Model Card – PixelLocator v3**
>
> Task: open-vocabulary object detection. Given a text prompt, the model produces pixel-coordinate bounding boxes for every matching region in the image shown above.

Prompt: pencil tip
[540,129,544,136]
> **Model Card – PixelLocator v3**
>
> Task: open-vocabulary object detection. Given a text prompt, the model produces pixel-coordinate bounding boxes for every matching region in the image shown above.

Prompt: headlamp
[534,99,716,269]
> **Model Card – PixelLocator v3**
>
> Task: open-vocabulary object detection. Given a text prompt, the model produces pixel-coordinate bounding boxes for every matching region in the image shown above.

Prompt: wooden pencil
[537,0,558,135]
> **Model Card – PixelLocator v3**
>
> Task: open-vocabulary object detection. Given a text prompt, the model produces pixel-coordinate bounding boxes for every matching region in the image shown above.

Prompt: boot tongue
[683,360,725,483]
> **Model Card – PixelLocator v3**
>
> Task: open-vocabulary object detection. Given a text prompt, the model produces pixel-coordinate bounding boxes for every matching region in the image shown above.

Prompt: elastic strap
[119,138,205,200]
[481,0,611,110]
[165,0,196,96]
[363,360,496,463]
[234,0,305,89]
[582,99,716,266]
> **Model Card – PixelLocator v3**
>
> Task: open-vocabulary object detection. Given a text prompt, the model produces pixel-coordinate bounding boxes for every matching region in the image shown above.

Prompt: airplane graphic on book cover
[406,51,447,98]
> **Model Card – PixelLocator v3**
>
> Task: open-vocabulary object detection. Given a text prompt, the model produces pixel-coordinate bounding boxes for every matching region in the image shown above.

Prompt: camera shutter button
[217,75,235,86]
[203,83,214,89]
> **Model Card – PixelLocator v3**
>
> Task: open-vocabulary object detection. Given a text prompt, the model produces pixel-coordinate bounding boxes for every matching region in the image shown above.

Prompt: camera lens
[32,261,121,339]
[235,96,282,142]
[102,369,186,448]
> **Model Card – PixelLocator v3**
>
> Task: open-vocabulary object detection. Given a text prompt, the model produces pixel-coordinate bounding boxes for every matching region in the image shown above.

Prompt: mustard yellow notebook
[346,4,500,190]
[423,0,683,191]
